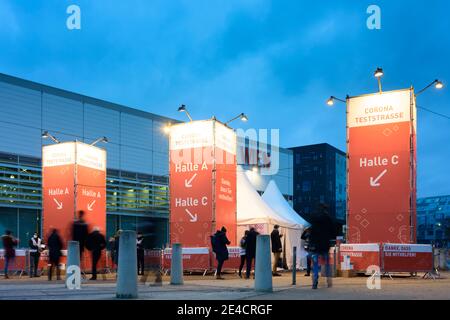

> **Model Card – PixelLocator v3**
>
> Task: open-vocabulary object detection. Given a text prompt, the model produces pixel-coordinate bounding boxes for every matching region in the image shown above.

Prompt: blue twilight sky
[0,0,449,197]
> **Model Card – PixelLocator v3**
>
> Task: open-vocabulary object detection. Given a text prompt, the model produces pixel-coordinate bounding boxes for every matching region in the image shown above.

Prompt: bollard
[66,241,81,288]
[255,235,272,292]
[292,246,297,285]
[116,230,138,299]
[170,243,183,285]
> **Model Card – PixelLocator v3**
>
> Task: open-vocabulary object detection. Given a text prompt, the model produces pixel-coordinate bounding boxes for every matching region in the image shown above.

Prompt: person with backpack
[238,231,249,278]
[211,226,230,280]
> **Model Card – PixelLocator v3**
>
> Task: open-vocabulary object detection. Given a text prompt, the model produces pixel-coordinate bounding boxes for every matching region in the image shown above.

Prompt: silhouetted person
[86,227,106,280]
[136,232,145,275]
[2,230,18,279]
[245,227,259,279]
[29,232,44,277]
[47,229,63,281]
[301,227,312,276]
[72,210,88,261]
[238,231,249,278]
[309,204,336,289]
[211,226,230,280]
[271,225,283,276]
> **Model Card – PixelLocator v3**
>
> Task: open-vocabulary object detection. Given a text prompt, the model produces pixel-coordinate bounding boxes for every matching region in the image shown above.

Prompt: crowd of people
[1,210,147,280]
[211,203,337,289]
[2,203,337,289]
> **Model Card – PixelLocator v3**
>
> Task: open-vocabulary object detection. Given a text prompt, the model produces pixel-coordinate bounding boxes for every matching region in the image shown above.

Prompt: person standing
[72,210,88,262]
[2,230,18,279]
[47,229,63,281]
[301,227,312,276]
[211,226,230,280]
[245,227,259,279]
[238,231,249,278]
[309,204,336,289]
[136,232,145,275]
[29,232,44,278]
[86,227,106,280]
[113,230,122,270]
[270,225,283,276]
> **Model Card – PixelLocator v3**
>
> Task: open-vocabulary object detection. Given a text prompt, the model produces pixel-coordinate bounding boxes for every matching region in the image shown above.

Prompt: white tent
[262,180,311,269]
[236,167,304,269]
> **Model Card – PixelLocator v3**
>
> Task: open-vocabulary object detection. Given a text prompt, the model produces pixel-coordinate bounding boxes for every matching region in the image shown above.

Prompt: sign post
[42,141,107,246]
[347,89,417,244]
[169,120,237,256]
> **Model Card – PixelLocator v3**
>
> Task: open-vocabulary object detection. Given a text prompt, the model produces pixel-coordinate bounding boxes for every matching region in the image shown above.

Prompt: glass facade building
[289,143,346,227]
[417,195,450,248]
[0,73,294,249]
[0,73,173,249]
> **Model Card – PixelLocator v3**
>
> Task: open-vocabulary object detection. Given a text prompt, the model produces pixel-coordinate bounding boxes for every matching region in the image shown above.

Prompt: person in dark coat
[86,227,106,280]
[2,230,18,279]
[47,229,63,281]
[72,210,88,261]
[211,226,230,280]
[245,227,259,279]
[238,231,249,278]
[309,204,336,289]
[136,232,145,275]
[29,232,44,277]
[301,227,312,276]
[270,225,283,276]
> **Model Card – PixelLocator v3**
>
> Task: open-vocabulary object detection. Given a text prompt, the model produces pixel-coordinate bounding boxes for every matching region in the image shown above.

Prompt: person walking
[86,227,106,280]
[301,227,312,276]
[113,230,122,271]
[211,226,230,280]
[29,232,44,277]
[309,204,336,289]
[2,230,18,279]
[47,229,63,281]
[136,232,145,275]
[270,225,283,276]
[72,210,89,262]
[245,227,259,279]
[238,231,249,278]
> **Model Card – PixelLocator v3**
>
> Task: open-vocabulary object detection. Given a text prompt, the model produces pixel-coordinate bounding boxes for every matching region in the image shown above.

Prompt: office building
[417,195,450,248]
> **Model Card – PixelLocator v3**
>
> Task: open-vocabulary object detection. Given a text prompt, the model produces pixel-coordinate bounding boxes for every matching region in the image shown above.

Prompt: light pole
[178,104,193,122]
[90,136,108,146]
[374,67,384,93]
[225,113,248,126]
[41,131,60,144]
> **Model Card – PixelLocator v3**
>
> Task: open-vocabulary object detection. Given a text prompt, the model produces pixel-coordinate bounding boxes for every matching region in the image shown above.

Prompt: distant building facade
[417,195,450,248]
[289,143,346,226]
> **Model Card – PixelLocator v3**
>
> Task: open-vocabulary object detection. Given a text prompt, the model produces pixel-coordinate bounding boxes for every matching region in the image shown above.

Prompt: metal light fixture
[41,131,60,144]
[163,124,171,134]
[326,96,346,107]
[225,113,248,125]
[416,79,444,96]
[90,136,108,146]
[374,67,384,78]
[178,104,193,122]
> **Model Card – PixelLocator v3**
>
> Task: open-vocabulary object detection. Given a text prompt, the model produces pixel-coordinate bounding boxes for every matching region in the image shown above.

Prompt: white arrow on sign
[184,173,197,188]
[185,209,198,222]
[370,169,388,187]
[87,200,96,211]
[53,198,63,210]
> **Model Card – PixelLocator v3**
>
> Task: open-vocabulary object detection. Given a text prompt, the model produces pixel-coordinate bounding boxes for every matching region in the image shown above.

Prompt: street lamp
[41,131,60,144]
[90,136,108,146]
[374,67,384,93]
[416,79,444,96]
[225,113,248,125]
[163,124,171,134]
[178,104,193,122]
[326,96,347,107]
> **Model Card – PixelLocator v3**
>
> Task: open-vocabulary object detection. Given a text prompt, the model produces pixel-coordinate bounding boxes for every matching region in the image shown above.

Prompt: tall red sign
[43,142,107,247]
[169,120,237,248]
[347,89,417,244]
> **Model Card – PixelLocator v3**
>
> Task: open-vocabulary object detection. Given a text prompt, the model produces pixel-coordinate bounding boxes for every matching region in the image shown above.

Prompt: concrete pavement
[0,271,448,300]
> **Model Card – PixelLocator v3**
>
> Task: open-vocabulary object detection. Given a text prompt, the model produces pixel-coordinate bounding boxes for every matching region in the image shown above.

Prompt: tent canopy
[262,180,310,229]
[236,167,298,229]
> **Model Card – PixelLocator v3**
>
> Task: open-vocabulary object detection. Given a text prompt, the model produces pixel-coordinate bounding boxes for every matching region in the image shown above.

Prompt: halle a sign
[347,88,417,244]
